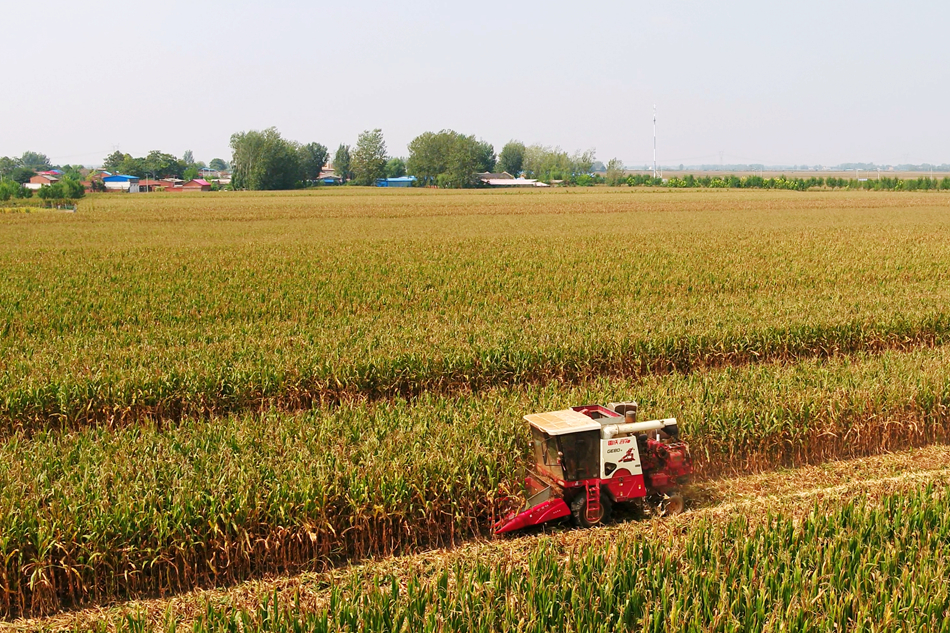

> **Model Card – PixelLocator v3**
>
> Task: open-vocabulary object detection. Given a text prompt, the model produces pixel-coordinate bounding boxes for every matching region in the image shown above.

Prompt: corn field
[2,189,950,434]
[3,188,950,622]
[110,482,950,632]
[4,347,950,618]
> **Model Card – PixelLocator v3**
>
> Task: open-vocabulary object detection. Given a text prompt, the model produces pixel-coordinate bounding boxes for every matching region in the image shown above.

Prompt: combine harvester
[495,402,692,533]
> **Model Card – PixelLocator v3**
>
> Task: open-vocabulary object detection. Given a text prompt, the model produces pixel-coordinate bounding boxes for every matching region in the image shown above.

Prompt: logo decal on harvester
[620,448,638,463]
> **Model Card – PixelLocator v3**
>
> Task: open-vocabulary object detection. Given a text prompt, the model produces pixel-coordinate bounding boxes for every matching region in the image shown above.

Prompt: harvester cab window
[558,430,600,481]
[531,427,564,479]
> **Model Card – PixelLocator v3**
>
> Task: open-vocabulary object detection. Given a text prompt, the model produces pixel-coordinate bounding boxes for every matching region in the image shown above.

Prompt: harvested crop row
[115,469,950,632]
[18,443,950,632]
[2,190,950,433]
[4,347,950,619]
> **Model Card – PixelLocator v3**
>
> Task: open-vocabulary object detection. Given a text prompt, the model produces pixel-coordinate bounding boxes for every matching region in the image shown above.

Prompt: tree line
[0,151,86,203]
[101,150,228,181]
[0,147,232,202]
[226,126,606,190]
[622,173,950,192]
[7,137,950,195]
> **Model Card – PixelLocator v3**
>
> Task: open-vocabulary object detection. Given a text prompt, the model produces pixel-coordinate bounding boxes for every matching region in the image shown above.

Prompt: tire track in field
[10,444,950,632]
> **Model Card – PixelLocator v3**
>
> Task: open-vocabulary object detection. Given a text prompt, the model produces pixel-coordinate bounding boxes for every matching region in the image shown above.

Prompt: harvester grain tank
[495,401,692,533]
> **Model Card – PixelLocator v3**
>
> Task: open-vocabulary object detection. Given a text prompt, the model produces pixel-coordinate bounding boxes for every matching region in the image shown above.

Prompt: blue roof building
[102,174,141,192]
[375,176,417,187]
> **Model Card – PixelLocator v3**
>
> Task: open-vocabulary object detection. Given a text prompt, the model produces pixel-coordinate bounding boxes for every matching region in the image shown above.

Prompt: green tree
[475,140,496,173]
[407,130,486,188]
[102,151,127,173]
[385,157,407,178]
[209,158,229,172]
[571,149,596,177]
[0,180,23,200]
[229,127,302,190]
[144,151,184,178]
[351,129,388,186]
[37,179,84,201]
[605,158,626,185]
[497,141,525,176]
[299,142,329,182]
[441,134,481,188]
[333,144,351,183]
[9,167,36,184]
[182,149,195,166]
[522,145,595,182]
[117,156,146,178]
[183,166,199,181]
[0,156,17,178]
[58,165,84,181]
[62,177,85,199]
[19,151,51,171]
[406,131,448,186]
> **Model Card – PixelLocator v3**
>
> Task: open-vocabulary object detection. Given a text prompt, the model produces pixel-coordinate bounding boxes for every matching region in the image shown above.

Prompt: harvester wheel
[660,493,685,516]
[570,492,612,528]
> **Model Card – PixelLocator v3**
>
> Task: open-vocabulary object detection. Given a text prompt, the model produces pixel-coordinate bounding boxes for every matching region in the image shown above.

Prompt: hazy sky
[3,0,947,167]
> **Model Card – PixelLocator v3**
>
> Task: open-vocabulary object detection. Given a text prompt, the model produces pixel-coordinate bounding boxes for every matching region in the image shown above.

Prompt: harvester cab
[495,401,692,534]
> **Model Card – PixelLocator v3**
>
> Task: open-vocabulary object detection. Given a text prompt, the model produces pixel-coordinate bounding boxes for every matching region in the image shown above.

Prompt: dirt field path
[8,443,950,632]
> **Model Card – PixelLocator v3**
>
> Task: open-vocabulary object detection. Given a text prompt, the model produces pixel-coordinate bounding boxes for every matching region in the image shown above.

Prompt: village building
[477,171,515,181]
[102,174,140,193]
[375,176,417,187]
[164,179,212,192]
[25,174,59,190]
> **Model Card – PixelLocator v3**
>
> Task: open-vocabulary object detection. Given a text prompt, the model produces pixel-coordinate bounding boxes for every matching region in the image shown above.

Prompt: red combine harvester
[495,402,692,533]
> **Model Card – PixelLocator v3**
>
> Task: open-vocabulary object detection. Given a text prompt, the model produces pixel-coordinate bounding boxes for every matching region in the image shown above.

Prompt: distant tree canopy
[0,156,17,177]
[144,151,185,178]
[333,144,351,183]
[605,158,626,185]
[102,151,126,174]
[522,145,595,181]
[497,141,525,177]
[476,140,496,173]
[406,130,494,188]
[101,150,187,178]
[351,129,388,186]
[299,142,329,181]
[0,180,31,200]
[7,167,36,184]
[0,152,54,182]
[18,151,52,171]
[209,158,229,172]
[385,157,407,178]
[230,127,303,190]
[58,165,84,181]
[36,177,85,201]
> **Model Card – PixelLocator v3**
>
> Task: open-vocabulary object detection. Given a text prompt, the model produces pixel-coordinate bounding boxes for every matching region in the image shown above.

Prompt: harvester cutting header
[495,401,692,533]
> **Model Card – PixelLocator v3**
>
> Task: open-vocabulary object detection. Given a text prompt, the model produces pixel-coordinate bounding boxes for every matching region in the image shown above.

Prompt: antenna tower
[653,105,657,179]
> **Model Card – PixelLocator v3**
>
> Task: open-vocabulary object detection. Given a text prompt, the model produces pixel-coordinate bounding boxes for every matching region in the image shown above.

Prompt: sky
[2,0,948,168]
